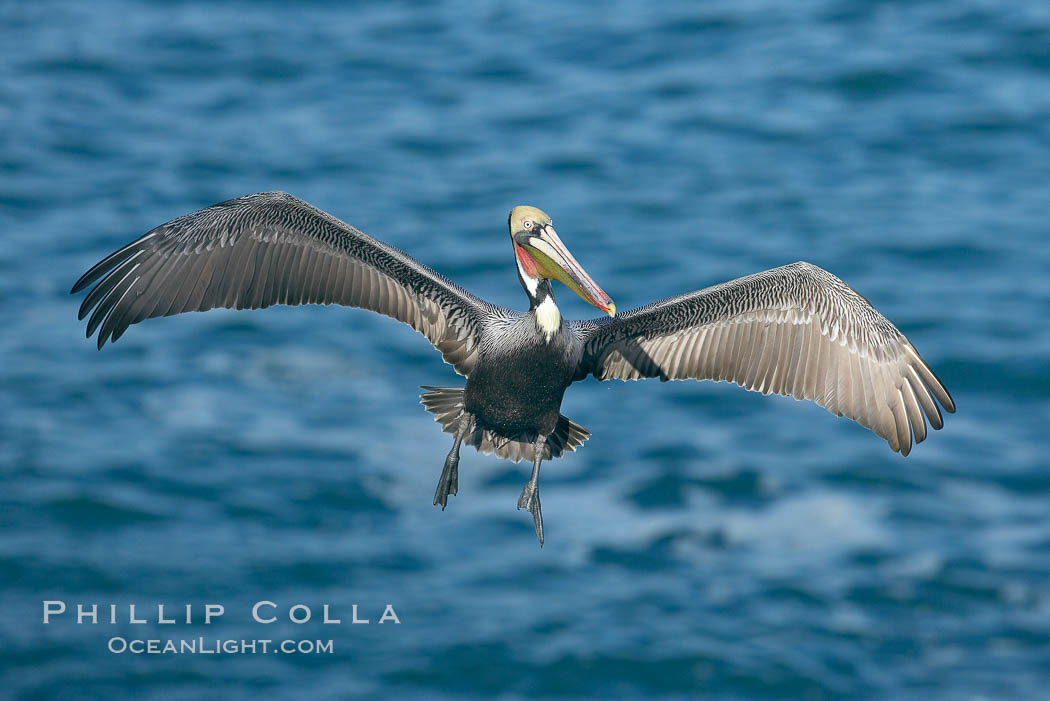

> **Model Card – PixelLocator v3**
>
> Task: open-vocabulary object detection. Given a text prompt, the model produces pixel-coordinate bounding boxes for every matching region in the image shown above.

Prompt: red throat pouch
[514,243,540,278]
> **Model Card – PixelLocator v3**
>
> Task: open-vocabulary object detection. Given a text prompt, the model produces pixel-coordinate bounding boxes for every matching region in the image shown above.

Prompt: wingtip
[77,296,94,321]
[903,341,956,416]
[70,270,95,295]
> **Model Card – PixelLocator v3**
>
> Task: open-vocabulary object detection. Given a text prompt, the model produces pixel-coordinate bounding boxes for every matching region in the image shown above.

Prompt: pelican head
[508,205,615,317]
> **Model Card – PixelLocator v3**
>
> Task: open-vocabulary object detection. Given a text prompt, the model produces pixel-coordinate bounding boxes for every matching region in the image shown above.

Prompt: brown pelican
[71,192,955,544]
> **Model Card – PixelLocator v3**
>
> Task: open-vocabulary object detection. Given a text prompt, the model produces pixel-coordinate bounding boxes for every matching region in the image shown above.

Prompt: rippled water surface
[3,1,1049,699]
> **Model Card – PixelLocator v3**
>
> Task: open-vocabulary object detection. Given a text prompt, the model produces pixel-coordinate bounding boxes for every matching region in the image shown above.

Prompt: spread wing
[71,191,492,375]
[575,262,954,455]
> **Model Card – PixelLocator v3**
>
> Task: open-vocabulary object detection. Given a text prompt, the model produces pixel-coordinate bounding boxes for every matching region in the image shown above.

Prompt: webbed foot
[433,452,459,509]
[517,479,544,546]
[433,422,466,510]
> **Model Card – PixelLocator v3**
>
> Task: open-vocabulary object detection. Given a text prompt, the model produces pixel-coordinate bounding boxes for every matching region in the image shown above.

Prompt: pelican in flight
[72,192,954,544]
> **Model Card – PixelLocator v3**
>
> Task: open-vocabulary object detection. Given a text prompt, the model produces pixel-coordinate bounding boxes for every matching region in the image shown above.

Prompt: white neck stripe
[517,257,539,297]
[535,295,561,341]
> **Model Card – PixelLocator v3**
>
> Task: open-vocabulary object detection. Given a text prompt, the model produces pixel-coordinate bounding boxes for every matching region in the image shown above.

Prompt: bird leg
[433,415,469,510]
[517,437,547,546]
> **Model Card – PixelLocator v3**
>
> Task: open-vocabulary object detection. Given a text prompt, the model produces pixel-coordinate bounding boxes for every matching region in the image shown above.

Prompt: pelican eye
[523,220,533,230]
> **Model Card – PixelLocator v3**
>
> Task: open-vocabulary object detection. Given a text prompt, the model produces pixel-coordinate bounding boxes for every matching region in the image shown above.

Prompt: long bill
[516,224,616,316]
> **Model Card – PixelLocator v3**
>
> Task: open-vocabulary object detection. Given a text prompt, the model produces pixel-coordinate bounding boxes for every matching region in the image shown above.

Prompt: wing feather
[741,323,763,390]
[759,321,781,395]
[86,263,140,338]
[906,364,942,430]
[901,378,926,445]
[71,192,492,375]
[576,261,954,454]
[79,250,143,321]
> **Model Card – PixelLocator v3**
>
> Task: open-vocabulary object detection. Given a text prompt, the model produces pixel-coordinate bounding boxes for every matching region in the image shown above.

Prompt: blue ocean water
[2,0,1048,698]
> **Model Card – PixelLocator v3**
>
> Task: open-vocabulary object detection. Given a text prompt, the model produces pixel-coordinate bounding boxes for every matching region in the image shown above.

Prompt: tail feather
[419,386,590,463]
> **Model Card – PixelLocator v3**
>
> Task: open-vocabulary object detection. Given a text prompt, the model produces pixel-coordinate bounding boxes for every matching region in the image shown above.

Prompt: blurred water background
[2,1,1049,699]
